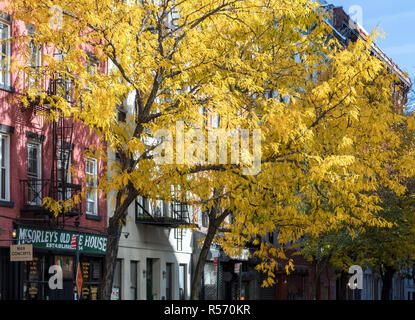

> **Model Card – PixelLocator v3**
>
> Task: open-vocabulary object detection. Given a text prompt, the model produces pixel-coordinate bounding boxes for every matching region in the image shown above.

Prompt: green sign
[17,226,107,255]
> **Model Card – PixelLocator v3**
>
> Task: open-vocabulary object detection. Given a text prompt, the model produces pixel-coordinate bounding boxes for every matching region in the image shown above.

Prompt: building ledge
[0,200,14,208]
[0,84,15,93]
[86,214,102,221]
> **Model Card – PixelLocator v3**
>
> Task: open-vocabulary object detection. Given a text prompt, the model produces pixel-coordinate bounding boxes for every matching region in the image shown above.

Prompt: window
[53,51,72,100]
[136,196,148,218]
[199,210,208,228]
[86,55,98,75]
[0,133,9,201]
[152,199,163,217]
[117,110,126,122]
[57,147,71,201]
[166,263,173,300]
[26,25,42,91]
[86,53,98,91]
[86,158,98,215]
[179,264,186,300]
[27,142,41,205]
[0,19,10,87]
[130,261,138,300]
[79,259,102,300]
[28,39,42,90]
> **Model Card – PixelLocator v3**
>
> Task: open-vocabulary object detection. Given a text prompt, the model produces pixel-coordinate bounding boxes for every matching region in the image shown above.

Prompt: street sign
[234,263,242,274]
[10,244,33,261]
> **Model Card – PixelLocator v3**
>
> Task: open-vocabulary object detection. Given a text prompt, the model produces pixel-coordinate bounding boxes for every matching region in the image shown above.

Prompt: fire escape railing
[20,179,82,217]
[20,179,51,209]
[20,68,82,226]
[135,198,190,251]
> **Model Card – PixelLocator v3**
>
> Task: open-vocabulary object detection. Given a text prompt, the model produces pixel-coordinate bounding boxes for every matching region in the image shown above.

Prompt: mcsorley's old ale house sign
[17,226,107,254]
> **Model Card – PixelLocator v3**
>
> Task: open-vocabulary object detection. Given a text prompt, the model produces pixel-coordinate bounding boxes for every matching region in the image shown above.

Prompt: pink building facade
[0,5,108,300]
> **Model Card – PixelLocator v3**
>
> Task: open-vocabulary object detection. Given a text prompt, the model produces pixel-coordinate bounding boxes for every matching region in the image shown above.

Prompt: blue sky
[329,0,415,80]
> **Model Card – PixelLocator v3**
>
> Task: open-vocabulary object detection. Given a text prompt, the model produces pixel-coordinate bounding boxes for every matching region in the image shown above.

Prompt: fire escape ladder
[172,201,189,252]
[48,72,81,227]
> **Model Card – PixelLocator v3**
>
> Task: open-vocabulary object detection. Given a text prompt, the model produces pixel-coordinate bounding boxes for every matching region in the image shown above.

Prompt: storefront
[14,225,107,300]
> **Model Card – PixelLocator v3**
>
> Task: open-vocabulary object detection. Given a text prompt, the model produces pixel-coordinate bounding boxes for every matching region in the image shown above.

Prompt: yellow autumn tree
[219,37,415,291]
[9,0,414,300]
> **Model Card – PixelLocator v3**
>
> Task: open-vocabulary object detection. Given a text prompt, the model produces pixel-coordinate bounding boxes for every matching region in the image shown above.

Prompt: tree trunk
[381,266,396,301]
[310,268,321,300]
[190,223,217,300]
[310,256,329,300]
[100,187,137,300]
[190,207,230,300]
[100,217,123,300]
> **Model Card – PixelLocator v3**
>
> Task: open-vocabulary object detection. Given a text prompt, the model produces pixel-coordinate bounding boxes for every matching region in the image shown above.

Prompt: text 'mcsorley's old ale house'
[0,3,108,300]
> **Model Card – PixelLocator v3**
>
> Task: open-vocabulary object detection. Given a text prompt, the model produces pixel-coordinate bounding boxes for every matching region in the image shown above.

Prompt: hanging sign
[10,244,33,261]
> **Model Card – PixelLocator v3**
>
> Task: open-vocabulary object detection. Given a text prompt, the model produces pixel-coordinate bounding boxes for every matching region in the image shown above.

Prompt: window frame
[27,36,43,91]
[0,18,11,87]
[27,141,42,205]
[0,133,10,201]
[85,157,98,216]
[57,145,71,201]
[135,196,148,219]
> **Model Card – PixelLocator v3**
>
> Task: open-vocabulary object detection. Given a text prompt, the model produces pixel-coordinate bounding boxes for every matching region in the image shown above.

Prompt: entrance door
[146,259,153,300]
[46,255,74,300]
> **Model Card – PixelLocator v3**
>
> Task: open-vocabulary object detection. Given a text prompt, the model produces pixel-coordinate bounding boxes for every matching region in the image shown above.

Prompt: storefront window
[22,253,103,300]
[23,256,46,300]
[80,258,102,300]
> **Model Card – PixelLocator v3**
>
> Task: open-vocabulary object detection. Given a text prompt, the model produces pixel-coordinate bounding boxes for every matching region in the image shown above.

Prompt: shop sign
[17,226,107,255]
[10,244,33,261]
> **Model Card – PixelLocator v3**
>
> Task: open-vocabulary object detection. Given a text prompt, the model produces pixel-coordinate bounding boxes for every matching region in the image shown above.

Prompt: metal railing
[22,68,75,104]
[20,179,82,217]
[20,179,50,207]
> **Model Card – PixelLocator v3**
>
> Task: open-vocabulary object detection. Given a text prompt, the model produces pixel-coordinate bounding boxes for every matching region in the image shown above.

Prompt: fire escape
[135,189,191,251]
[20,68,82,227]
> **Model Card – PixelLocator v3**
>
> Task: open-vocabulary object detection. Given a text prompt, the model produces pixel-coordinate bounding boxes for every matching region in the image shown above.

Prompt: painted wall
[0,4,107,246]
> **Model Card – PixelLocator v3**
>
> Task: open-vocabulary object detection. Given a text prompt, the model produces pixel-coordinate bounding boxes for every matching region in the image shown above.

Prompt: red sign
[234,263,241,274]
[71,235,77,249]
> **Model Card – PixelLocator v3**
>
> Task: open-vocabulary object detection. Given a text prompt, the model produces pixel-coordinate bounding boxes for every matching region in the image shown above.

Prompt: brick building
[0,4,108,300]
